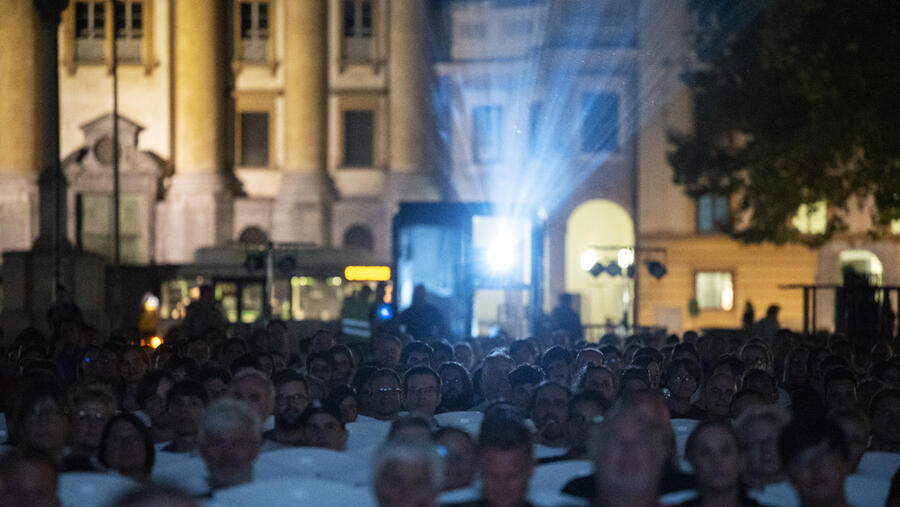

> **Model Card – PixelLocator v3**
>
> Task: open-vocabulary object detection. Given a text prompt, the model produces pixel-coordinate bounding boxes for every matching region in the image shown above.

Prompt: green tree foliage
[668,0,900,245]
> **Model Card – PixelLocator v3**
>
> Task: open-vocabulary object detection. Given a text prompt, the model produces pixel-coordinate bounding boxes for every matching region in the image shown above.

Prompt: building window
[76,192,142,264]
[891,219,900,235]
[343,111,375,167]
[472,105,502,164]
[344,224,375,251]
[343,0,373,61]
[695,271,734,311]
[696,194,730,233]
[74,1,105,63]
[65,0,155,73]
[239,1,269,63]
[238,112,270,167]
[580,92,619,153]
[792,200,827,235]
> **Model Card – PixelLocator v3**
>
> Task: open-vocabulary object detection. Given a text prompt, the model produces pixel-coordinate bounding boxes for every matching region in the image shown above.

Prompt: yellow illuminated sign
[344,265,391,281]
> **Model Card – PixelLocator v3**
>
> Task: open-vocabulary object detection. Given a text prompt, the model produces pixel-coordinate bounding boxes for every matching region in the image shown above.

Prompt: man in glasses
[368,369,404,421]
[403,366,442,423]
[264,369,310,448]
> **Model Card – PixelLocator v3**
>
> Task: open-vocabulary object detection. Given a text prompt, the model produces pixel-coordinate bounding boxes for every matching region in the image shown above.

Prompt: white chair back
[435,411,483,436]
[857,451,900,479]
[151,455,210,496]
[255,447,369,486]
[207,478,375,507]
[530,460,592,493]
[59,472,140,507]
[670,418,700,458]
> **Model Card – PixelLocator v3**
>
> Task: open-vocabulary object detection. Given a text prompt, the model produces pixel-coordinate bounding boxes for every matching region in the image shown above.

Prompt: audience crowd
[1,292,900,507]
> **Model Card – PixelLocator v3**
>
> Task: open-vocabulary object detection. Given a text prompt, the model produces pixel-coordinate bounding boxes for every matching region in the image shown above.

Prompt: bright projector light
[486,238,515,273]
[580,249,598,271]
[617,248,634,268]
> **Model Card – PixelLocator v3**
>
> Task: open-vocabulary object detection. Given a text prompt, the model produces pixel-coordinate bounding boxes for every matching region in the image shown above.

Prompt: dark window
[343,111,375,167]
[75,1,105,39]
[343,0,372,37]
[472,105,502,163]
[696,194,730,233]
[344,225,375,251]
[114,1,142,39]
[240,112,269,167]
[240,1,269,40]
[580,92,619,153]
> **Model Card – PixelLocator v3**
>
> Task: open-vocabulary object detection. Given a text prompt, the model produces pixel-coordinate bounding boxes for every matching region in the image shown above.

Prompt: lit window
[695,271,734,311]
[792,200,827,234]
[343,110,375,167]
[239,112,269,167]
[115,0,143,62]
[890,219,900,235]
[239,1,269,63]
[472,105,502,164]
[697,194,730,233]
[580,92,619,153]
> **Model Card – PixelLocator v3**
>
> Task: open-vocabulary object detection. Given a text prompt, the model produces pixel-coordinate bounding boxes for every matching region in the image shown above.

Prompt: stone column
[0,1,42,253]
[274,0,328,245]
[164,0,232,263]
[387,0,436,201]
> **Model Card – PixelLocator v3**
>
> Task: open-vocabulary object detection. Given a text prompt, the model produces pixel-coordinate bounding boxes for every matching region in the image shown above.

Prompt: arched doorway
[837,249,883,286]
[565,200,634,337]
[835,249,884,341]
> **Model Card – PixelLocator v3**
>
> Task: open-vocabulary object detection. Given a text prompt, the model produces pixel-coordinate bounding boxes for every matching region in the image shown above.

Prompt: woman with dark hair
[11,380,69,466]
[437,362,474,412]
[679,420,762,507]
[326,384,360,423]
[329,344,357,387]
[119,345,150,412]
[666,358,706,419]
[572,364,618,404]
[98,413,155,483]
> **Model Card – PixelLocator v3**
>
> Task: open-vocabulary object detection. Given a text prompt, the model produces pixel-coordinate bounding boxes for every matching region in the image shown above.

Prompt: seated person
[508,365,543,411]
[701,373,737,423]
[11,381,68,467]
[403,366,442,421]
[135,370,177,442]
[823,367,859,413]
[433,427,477,491]
[98,413,155,483]
[530,382,570,450]
[564,390,610,460]
[401,342,434,371]
[437,362,475,413]
[540,346,574,386]
[868,388,900,453]
[301,402,348,451]
[780,419,853,507]
[729,389,768,422]
[446,415,536,507]
[67,385,117,469]
[227,368,275,426]
[199,398,263,492]
[387,416,433,444]
[367,369,404,421]
[679,421,763,507]
[160,380,209,454]
[828,408,869,472]
[371,442,443,507]
[664,358,705,419]
[0,447,61,507]
[265,369,310,448]
[734,405,790,491]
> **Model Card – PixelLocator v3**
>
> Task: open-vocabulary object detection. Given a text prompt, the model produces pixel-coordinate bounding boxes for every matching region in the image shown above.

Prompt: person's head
[574,347,604,371]
[871,361,900,389]
[477,416,534,507]
[307,351,336,385]
[120,346,150,384]
[619,366,651,396]
[271,369,310,432]
[575,364,618,403]
[387,416,433,444]
[665,358,701,402]
[12,381,68,457]
[741,369,778,404]
[372,442,442,507]
[531,381,570,445]
[567,390,609,456]
[631,354,662,389]
[592,403,668,500]
[780,419,850,507]
[199,398,262,489]
[869,388,900,450]
[729,389,768,421]
[735,405,790,482]
[508,364,543,410]
[374,335,403,369]
[598,345,624,374]
[403,366,442,418]
[185,337,212,365]
[685,421,744,496]
[702,373,737,420]
[540,346,573,385]
[740,341,771,373]
[509,340,537,366]
[480,352,514,401]
[559,293,573,308]
[783,346,810,386]
[402,342,434,369]
[197,365,231,401]
[412,285,428,305]
[430,341,453,369]
[70,386,117,453]
[453,343,474,370]
[166,380,209,438]
[329,344,356,383]
[437,362,473,410]
[369,369,403,420]
[823,367,858,412]
[98,413,155,480]
[301,403,347,450]
[228,368,275,421]
[828,408,869,472]
[326,384,360,423]
[765,305,780,319]
[308,329,335,354]
[0,447,60,507]
[433,427,476,491]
